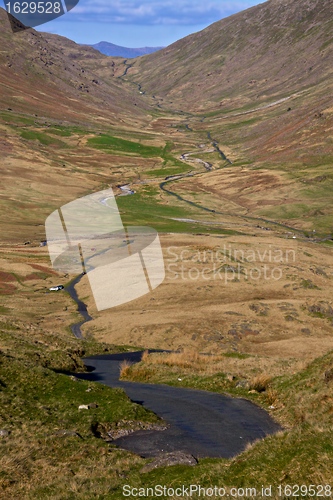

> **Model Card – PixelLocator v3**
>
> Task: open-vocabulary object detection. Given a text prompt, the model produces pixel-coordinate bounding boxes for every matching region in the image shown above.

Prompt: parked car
[49,285,64,291]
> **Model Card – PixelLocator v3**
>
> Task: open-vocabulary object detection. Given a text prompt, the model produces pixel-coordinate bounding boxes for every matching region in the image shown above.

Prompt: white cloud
[72,0,262,25]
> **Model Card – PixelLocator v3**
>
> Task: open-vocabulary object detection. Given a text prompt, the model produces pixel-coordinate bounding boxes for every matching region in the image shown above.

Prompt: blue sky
[2,0,264,47]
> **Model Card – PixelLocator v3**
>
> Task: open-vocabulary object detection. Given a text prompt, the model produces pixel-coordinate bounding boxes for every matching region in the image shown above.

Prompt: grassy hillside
[1,344,332,497]
[1,0,333,497]
[126,0,333,212]
[117,348,333,488]
[129,0,333,112]
[0,8,151,124]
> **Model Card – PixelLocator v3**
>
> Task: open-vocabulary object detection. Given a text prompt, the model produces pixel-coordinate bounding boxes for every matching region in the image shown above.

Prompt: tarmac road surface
[77,351,282,458]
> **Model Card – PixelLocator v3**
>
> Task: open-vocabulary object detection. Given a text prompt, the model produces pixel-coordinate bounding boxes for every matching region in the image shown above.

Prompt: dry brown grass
[119,359,133,378]
[147,349,212,368]
[264,388,279,406]
[88,231,333,364]
[1,5,333,494]
[139,349,307,381]
[120,361,159,382]
[141,349,150,363]
[0,433,142,499]
[249,373,272,393]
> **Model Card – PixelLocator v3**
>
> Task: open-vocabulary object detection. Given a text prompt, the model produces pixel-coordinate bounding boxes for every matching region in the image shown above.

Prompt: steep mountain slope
[128,0,333,112]
[114,0,333,236]
[89,41,163,58]
[0,8,148,125]
[0,7,175,244]
[1,4,333,496]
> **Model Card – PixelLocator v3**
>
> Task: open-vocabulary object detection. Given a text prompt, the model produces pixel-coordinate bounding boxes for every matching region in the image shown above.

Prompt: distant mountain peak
[89,41,164,59]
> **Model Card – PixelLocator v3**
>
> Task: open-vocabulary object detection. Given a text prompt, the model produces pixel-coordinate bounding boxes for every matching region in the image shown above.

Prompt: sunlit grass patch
[0,111,35,125]
[88,134,163,157]
[20,130,68,148]
[47,127,72,137]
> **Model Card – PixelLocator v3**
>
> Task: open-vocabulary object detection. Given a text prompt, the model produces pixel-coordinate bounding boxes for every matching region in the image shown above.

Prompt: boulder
[236,379,250,390]
[54,430,81,438]
[141,451,198,473]
[78,403,98,410]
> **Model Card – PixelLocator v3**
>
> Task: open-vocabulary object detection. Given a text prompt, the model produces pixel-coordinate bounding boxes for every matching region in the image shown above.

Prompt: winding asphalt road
[63,203,282,458]
[65,274,92,340]
[66,278,281,458]
[76,350,281,458]
[64,245,282,459]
